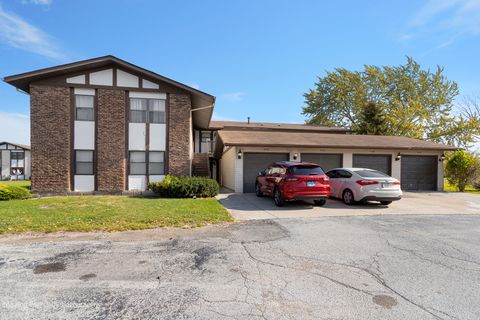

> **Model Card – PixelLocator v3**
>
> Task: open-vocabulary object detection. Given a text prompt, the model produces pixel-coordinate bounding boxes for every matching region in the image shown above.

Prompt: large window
[75,95,94,121]
[10,151,24,176]
[149,151,165,175]
[129,151,147,175]
[130,98,165,123]
[129,151,165,175]
[75,150,94,175]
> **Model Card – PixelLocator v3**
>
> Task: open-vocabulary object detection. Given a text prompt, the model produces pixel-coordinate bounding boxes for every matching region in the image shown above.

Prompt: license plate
[306,181,316,187]
[381,183,392,188]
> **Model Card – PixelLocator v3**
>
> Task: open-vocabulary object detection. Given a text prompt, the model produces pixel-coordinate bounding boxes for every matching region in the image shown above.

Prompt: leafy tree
[356,102,388,135]
[445,150,479,192]
[302,57,480,148]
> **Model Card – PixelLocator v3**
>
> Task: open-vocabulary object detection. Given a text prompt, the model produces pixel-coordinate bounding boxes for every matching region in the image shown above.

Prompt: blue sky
[0,0,479,148]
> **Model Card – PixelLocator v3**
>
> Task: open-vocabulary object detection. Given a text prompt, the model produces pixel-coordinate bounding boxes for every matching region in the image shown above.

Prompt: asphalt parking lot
[1,213,480,319]
[217,191,480,220]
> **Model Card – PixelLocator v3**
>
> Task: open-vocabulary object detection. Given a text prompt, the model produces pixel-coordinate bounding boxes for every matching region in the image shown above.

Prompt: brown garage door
[353,154,392,175]
[243,152,289,193]
[401,155,437,191]
[301,153,343,171]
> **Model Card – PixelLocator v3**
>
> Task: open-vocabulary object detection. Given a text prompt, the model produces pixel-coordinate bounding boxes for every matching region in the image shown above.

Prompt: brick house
[5,56,456,193]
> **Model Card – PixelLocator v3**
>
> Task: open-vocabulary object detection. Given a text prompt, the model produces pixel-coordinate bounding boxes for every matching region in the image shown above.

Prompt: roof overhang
[3,55,215,129]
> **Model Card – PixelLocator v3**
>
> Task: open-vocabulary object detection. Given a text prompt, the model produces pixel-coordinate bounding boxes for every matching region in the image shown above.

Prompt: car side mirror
[258,171,265,176]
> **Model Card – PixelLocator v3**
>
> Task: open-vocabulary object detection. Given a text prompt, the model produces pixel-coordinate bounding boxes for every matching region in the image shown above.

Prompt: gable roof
[215,130,457,157]
[3,55,215,129]
[209,120,348,133]
[0,141,30,150]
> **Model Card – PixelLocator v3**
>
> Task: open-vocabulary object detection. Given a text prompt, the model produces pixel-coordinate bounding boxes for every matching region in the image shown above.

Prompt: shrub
[445,150,480,192]
[0,184,32,201]
[148,175,219,198]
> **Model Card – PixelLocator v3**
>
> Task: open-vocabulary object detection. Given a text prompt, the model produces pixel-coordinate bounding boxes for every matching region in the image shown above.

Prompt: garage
[401,155,437,191]
[301,153,342,171]
[353,154,391,175]
[243,152,289,193]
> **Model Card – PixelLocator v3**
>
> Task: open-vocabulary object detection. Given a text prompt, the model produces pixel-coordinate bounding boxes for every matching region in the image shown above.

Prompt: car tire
[273,188,285,207]
[380,201,392,205]
[314,199,327,206]
[255,183,263,197]
[342,189,355,205]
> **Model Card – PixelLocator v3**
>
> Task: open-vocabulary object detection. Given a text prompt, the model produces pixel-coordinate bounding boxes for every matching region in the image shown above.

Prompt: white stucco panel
[129,175,146,191]
[74,121,95,150]
[74,88,95,96]
[1,150,10,179]
[142,79,159,89]
[129,92,166,99]
[74,175,95,192]
[149,123,166,151]
[89,69,113,86]
[149,175,165,183]
[66,74,86,84]
[129,123,146,150]
[117,69,139,88]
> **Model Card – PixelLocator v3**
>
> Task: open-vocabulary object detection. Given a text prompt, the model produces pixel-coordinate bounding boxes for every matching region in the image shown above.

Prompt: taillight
[356,180,379,186]
[393,181,400,185]
[323,175,329,182]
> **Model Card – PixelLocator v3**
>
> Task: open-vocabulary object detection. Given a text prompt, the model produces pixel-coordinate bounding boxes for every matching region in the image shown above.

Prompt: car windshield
[356,170,390,178]
[288,165,324,175]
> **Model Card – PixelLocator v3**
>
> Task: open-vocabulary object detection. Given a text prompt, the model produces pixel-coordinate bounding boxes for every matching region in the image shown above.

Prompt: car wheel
[255,183,263,197]
[314,199,327,206]
[342,189,355,205]
[380,201,392,205]
[273,188,285,207]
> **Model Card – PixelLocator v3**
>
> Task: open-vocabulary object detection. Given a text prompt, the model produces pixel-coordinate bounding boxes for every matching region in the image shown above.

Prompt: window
[10,151,25,176]
[129,151,146,175]
[288,165,324,176]
[201,131,212,143]
[75,95,94,121]
[75,150,94,175]
[149,151,165,175]
[130,98,165,123]
[356,169,390,178]
[337,170,353,178]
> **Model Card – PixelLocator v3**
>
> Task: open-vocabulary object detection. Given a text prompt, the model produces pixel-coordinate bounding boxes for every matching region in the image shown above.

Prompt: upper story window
[75,95,94,121]
[130,98,165,124]
[10,151,25,175]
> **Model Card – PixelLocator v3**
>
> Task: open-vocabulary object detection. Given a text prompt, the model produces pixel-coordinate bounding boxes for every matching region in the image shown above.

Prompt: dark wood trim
[125,91,130,189]
[85,72,90,85]
[145,115,150,185]
[113,67,117,87]
[94,89,98,191]
[69,87,75,191]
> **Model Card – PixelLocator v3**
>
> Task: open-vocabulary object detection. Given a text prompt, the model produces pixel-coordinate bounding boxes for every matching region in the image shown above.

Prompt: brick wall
[168,94,192,176]
[96,89,126,191]
[30,85,71,193]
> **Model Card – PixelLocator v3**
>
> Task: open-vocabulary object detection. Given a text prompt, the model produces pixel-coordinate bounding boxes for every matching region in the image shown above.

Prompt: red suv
[255,161,330,207]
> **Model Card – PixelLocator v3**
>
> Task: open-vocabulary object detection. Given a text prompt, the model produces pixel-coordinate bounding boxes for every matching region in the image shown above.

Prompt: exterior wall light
[293,153,298,161]
[395,153,402,161]
[237,149,242,159]
[439,154,446,162]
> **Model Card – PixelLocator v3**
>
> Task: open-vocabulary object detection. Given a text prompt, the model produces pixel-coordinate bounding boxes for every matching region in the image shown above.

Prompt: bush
[148,175,219,198]
[445,150,480,192]
[0,184,32,201]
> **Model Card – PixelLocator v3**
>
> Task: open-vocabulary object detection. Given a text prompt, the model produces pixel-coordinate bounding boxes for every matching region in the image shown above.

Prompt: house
[0,142,31,180]
[4,56,456,193]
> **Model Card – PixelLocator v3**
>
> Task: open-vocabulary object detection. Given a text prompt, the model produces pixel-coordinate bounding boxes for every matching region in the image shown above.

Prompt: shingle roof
[216,130,457,152]
[209,120,348,133]
[0,141,30,150]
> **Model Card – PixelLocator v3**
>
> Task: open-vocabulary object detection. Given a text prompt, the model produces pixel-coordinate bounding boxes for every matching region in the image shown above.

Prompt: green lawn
[0,196,232,234]
[444,179,480,194]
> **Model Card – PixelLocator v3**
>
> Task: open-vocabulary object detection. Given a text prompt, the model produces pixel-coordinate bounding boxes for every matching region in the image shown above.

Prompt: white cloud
[0,5,65,60]
[221,92,245,103]
[22,0,52,5]
[0,112,30,145]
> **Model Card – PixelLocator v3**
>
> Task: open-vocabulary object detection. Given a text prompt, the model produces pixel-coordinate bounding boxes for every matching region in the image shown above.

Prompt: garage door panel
[352,154,392,175]
[301,153,342,171]
[243,153,289,193]
[401,155,437,191]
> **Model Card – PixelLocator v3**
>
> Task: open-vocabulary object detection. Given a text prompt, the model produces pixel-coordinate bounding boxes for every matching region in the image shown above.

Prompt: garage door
[401,155,437,191]
[301,153,342,171]
[352,154,392,175]
[243,153,289,193]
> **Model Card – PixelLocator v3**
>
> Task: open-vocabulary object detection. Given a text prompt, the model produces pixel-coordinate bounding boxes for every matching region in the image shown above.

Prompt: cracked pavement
[1,215,480,319]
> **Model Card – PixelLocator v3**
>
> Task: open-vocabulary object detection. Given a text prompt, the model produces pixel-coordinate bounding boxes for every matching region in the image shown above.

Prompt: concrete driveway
[217,192,480,220]
[1,215,480,319]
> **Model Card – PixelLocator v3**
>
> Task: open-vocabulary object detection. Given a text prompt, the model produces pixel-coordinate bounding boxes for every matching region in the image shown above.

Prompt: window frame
[10,150,25,176]
[74,94,95,121]
[129,98,166,124]
[129,151,147,175]
[74,150,95,175]
[148,151,166,175]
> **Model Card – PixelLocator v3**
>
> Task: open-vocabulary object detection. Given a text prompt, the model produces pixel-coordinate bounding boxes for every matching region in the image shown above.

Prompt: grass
[0,180,31,188]
[444,179,480,194]
[0,195,232,234]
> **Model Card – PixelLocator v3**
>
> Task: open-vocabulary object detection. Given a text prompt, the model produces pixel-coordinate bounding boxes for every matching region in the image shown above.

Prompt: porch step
[192,153,210,177]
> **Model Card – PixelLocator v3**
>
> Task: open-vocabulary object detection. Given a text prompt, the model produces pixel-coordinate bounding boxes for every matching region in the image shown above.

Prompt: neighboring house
[0,142,31,180]
[4,56,456,193]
